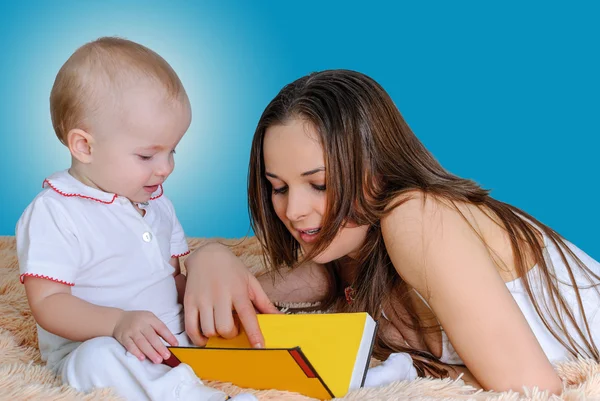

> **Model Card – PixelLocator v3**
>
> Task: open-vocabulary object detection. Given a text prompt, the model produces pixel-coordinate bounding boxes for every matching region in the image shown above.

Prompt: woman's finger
[200,303,216,338]
[249,276,281,314]
[214,297,238,339]
[184,305,208,346]
[233,298,264,348]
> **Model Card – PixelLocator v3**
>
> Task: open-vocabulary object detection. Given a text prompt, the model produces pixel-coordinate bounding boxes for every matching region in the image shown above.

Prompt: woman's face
[263,118,368,263]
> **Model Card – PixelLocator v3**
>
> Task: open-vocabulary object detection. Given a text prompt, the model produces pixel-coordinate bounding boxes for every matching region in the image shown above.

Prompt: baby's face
[87,84,191,203]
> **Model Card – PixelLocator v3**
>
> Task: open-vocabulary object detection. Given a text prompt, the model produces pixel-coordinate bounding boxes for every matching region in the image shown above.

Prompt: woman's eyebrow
[301,167,325,177]
[266,167,325,179]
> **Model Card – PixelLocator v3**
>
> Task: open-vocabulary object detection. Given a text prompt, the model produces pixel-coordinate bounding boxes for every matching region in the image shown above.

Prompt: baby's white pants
[55,334,228,401]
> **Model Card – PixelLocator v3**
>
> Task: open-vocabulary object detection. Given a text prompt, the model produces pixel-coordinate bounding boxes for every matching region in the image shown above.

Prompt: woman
[183,70,600,394]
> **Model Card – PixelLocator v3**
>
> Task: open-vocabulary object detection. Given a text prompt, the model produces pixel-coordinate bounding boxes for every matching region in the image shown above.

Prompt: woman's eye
[312,184,326,192]
[272,186,288,195]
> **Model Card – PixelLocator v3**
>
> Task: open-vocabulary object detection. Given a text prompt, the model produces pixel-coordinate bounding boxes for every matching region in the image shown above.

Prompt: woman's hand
[183,243,280,348]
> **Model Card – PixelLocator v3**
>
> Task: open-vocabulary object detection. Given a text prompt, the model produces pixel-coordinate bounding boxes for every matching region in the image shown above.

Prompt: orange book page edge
[166,346,335,399]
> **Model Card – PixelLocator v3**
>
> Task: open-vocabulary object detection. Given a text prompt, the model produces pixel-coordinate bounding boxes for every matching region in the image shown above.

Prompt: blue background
[1,1,598,259]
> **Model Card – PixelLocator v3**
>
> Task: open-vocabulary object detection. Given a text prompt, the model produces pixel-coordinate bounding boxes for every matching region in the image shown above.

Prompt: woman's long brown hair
[248,69,600,376]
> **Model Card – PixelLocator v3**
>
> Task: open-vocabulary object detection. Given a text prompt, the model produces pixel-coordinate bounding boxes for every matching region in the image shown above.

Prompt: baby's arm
[164,196,188,306]
[170,257,186,304]
[25,276,122,341]
[25,276,178,364]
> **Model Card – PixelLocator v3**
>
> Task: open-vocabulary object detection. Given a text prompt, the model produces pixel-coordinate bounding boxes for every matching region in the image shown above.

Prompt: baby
[16,37,256,401]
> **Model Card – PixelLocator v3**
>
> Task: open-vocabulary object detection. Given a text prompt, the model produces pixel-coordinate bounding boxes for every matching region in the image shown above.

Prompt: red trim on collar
[43,179,118,204]
[171,250,190,258]
[43,179,164,204]
[150,185,164,200]
[20,273,75,286]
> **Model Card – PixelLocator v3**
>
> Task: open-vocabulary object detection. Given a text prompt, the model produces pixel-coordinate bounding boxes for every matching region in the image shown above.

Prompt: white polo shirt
[16,170,189,368]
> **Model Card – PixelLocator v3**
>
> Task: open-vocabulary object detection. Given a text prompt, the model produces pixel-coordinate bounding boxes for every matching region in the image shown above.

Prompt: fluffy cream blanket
[1,236,599,401]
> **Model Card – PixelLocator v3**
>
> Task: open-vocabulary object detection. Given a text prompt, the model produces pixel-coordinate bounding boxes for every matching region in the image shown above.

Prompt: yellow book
[167,312,378,400]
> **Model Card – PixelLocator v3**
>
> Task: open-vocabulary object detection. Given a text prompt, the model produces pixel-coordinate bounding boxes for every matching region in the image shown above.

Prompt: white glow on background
[5,2,275,236]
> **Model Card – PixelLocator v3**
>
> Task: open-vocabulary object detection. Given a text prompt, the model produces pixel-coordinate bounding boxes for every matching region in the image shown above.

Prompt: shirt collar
[43,170,163,204]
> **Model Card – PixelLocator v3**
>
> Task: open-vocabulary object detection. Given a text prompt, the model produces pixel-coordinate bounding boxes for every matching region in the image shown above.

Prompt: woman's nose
[285,189,310,221]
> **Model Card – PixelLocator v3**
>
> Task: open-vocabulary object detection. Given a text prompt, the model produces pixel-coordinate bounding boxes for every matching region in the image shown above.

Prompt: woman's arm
[381,194,562,394]
[183,243,330,347]
[183,242,280,347]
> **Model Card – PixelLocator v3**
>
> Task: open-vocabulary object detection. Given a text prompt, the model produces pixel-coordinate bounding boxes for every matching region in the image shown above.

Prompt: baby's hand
[364,353,418,388]
[113,310,178,364]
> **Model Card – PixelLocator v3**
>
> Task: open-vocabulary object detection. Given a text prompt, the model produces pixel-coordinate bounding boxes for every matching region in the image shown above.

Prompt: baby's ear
[67,128,94,163]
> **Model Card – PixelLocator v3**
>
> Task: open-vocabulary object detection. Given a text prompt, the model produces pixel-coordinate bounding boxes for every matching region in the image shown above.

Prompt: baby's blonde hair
[50,36,186,145]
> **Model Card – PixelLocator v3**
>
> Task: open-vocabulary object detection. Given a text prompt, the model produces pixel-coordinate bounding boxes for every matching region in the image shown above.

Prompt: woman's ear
[67,128,94,163]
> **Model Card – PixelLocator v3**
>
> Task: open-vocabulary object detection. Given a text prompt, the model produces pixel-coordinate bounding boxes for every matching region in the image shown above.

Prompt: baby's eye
[137,155,153,161]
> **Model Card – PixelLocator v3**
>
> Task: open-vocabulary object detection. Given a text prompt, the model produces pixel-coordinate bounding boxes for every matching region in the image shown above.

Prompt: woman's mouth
[298,227,321,243]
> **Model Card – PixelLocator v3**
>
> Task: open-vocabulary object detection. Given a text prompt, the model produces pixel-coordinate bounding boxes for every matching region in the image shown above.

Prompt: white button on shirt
[15,170,190,368]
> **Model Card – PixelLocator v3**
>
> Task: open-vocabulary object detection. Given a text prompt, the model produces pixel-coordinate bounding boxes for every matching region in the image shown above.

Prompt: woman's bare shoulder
[381,190,459,236]
[381,190,491,289]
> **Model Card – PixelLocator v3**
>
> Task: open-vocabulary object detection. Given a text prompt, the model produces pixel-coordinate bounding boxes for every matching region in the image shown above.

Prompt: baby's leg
[58,336,228,401]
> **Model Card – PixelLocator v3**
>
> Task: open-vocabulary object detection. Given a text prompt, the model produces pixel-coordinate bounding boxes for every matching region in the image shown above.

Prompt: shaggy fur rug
[1,236,599,401]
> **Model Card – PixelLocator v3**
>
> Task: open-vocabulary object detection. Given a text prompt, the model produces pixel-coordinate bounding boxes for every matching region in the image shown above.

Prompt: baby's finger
[122,337,145,361]
[143,326,171,361]
[133,333,163,364]
[150,318,178,348]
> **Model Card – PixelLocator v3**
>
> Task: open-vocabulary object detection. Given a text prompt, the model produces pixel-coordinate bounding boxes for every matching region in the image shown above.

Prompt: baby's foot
[228,394,258,401]
[363,352,417,388]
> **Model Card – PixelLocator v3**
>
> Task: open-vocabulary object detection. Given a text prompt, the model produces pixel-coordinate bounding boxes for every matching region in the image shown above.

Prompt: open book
[167,312,378,399]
